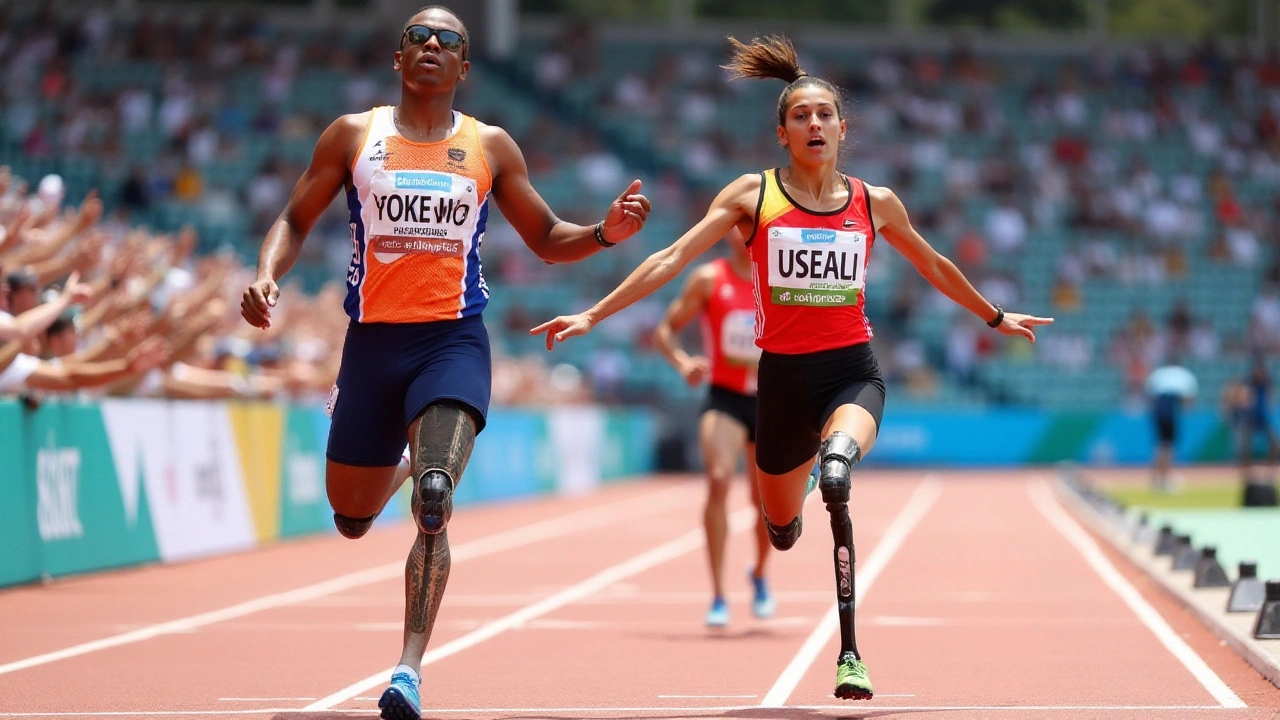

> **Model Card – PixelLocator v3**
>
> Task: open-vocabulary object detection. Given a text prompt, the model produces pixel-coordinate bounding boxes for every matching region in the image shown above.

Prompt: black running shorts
[754,342,886,475]
[704,384,757,443]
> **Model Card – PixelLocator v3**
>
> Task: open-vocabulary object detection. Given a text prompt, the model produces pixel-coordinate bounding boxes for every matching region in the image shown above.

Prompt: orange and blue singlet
[345,106,492,323]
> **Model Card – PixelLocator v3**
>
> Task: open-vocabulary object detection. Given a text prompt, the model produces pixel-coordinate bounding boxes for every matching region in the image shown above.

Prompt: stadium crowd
[0,4,1276,411]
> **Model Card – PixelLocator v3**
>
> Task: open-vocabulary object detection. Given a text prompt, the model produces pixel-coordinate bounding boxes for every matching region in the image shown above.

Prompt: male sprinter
[241,6,649,719]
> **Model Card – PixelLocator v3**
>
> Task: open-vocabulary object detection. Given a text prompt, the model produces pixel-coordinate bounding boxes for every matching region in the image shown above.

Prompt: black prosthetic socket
[333,512,377,539]
[765,514,803,551]
[819,432,860,504]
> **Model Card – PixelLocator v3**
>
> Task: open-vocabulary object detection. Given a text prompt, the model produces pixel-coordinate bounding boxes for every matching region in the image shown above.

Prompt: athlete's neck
[394,93,458,143]
[727,252,752,280]
[781,163,845,207]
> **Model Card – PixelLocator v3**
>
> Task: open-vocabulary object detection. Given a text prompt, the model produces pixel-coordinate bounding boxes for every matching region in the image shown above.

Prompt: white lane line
[0,703,1235,716]
[306,507,759,710]
[1028,480,1246,710]
[760,475,944,708]
[215,691,314,696]
[657,695,757,699]
[0,483,693,678]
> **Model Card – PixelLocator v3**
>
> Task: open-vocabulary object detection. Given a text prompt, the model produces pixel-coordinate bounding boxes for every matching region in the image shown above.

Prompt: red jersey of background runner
[747,169,876,355]
[700,257,760,395]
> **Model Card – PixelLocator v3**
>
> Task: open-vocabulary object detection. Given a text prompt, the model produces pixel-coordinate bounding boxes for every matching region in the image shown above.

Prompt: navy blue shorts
[1153,393,1180,445]
[326,315,491,467]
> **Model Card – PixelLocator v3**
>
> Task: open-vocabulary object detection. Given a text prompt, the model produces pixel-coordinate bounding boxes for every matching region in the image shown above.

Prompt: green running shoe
[805,464,819,497]
[834,652,873,700]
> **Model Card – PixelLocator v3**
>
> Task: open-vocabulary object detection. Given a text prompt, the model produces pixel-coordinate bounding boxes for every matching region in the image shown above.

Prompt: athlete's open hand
[241,278,280,330]
[531,313,595,351]
[996,312,1054,343]
[599,179,651,245]
[678,356,710,386]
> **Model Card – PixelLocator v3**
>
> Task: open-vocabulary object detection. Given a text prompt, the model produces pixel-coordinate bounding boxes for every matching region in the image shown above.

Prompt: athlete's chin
[792,149,836,167]
[404,70,455,90]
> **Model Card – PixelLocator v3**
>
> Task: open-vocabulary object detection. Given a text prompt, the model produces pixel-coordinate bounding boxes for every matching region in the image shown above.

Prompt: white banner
[547,407,604,497]
[100,400,257,561]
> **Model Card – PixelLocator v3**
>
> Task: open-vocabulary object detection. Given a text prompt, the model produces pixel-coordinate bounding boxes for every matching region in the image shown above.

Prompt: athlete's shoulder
[693,258,725,282]
[679,259,720,299]
[728,171,766,192]
[716,172,765,208]
[308,111,376,170]
[475,118,514,146]
[864,183,899,205]
[474,120,519,174]
[326,111,376,142]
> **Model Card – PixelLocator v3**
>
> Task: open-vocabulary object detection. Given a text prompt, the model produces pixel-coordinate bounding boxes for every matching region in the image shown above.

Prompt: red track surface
[1,471,1278,719]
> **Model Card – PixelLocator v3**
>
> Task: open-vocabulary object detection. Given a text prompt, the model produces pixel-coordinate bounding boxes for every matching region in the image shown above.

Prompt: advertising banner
[100,400,256,561]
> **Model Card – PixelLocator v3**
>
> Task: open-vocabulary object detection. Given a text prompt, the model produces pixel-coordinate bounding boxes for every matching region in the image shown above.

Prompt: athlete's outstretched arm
[241,114,364,329]
[482,125,650,263]
[870,185,1053,342]
[532,173,759,350]
[652,264,715,386]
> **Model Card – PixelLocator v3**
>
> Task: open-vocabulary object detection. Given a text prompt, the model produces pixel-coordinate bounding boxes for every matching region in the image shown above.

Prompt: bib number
[767,227,866,306]
[720,309,760,365]
[364,169,479,262]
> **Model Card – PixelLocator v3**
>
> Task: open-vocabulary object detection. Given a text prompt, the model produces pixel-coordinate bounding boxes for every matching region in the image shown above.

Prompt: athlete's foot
[834,652,873,700]
[417,470,453,535]
[749,569,776,619]
[705,596,729,628]
[378,669,421,720]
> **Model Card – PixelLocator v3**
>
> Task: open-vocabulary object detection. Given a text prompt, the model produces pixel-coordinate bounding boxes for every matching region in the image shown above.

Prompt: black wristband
[986,304,1005,328]
[594,222,616,248]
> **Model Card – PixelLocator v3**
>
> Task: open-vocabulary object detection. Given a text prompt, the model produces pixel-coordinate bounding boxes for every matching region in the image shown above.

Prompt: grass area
[1104,481,1247,510]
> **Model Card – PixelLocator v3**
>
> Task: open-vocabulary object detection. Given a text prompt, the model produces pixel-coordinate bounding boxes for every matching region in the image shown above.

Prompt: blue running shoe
[806,463,820,497]
[378,670,421,720]
[705,596,729,628]
[750,570,776,619]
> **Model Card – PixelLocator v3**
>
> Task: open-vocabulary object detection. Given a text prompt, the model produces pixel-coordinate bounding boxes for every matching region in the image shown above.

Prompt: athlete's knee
[819,432,861,505]
[706,471,732,502]
[333,512,377,539]
[765,514,803,551]
[411,401,478,536]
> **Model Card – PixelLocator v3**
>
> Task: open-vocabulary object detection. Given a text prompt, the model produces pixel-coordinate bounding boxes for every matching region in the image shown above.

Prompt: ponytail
[722,35,846,127]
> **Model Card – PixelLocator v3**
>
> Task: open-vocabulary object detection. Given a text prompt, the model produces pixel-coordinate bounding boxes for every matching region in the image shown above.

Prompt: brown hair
[722,35,846,127]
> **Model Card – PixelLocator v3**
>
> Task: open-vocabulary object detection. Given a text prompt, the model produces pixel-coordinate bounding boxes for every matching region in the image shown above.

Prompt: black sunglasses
[400,24,466,53]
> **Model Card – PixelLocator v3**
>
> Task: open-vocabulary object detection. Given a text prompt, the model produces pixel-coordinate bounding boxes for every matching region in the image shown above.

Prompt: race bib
[364,169,480,263]
[720,309,761,365]
[767,227,866,306]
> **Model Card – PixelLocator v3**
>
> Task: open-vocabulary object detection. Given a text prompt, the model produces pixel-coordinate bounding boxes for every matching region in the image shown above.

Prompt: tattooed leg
[398,401,477,668]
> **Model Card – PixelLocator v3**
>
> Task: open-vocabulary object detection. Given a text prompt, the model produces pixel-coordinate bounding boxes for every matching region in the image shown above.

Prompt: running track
[1,470,1278,719]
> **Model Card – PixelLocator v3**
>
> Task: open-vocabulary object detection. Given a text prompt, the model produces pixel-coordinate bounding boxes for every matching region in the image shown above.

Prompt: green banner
[0,401,38,586]
[278,406,334,539]
[601,409,657,482]
[28,401,158,578]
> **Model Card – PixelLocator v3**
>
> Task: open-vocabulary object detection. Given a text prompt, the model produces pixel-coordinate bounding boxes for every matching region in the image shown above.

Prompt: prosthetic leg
[379,402,477,720]
[818,432,873,700]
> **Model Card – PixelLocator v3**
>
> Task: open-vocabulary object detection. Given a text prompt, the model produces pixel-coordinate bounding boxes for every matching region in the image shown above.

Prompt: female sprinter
[652,228,775,628]
[533,35,1051,700]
